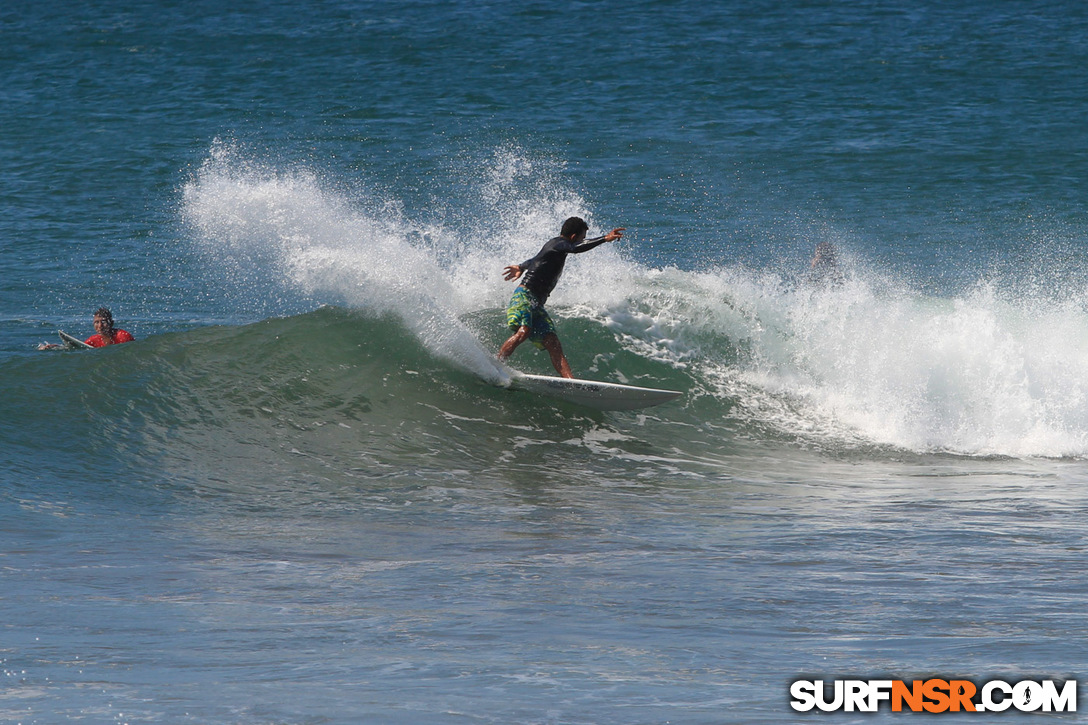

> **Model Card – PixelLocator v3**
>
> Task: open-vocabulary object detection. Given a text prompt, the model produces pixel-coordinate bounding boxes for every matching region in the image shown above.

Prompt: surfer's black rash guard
[518,234,609,305]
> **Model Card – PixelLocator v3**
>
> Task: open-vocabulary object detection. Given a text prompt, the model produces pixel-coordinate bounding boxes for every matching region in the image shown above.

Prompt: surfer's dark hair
[561,216,589,238]
[94,307,114,329]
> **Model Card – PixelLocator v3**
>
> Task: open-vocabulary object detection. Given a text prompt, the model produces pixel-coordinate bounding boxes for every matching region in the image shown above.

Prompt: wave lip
[181,142,509,385]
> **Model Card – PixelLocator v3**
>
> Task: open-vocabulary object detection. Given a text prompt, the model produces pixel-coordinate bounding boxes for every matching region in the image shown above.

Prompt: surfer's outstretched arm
[571,227,625,253]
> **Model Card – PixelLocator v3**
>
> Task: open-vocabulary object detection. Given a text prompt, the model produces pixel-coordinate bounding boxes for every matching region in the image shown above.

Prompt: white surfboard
[511,373,682,411]
[58,330,94,349]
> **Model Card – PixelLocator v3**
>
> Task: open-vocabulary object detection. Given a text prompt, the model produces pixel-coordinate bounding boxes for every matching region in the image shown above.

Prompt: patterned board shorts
[506,286,555,349]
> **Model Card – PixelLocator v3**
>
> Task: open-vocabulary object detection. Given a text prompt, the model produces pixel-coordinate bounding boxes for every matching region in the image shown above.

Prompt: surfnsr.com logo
[790,679,1077,713]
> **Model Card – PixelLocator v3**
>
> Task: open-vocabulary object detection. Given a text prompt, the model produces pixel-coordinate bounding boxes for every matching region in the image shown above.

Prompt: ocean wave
[36,143,1068,463]
[7,282,1088,485]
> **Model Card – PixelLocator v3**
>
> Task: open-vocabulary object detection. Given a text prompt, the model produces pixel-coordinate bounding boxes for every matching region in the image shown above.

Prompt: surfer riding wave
[498,217,624,378]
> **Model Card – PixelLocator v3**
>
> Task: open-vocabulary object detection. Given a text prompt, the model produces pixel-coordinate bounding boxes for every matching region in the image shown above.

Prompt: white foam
[602,260,1088,458]
[181,141,509,383]
[182,142,1088,457]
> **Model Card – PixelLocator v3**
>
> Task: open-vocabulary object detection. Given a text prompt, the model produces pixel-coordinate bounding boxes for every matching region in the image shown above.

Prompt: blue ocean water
[4,1,1088,722]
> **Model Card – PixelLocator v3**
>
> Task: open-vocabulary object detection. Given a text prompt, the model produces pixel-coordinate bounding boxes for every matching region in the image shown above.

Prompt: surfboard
[58,330,94,350]
[510,373,683,411]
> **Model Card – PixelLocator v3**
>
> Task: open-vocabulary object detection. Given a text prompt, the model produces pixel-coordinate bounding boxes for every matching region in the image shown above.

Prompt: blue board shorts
[506,286,555,349]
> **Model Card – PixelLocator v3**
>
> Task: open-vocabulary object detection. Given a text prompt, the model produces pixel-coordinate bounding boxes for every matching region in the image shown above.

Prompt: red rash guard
[85,329,134,347]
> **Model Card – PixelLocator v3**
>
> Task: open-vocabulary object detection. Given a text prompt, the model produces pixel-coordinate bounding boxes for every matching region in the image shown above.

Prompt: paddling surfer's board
[58,330,93,350]
[511,373,682,411]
